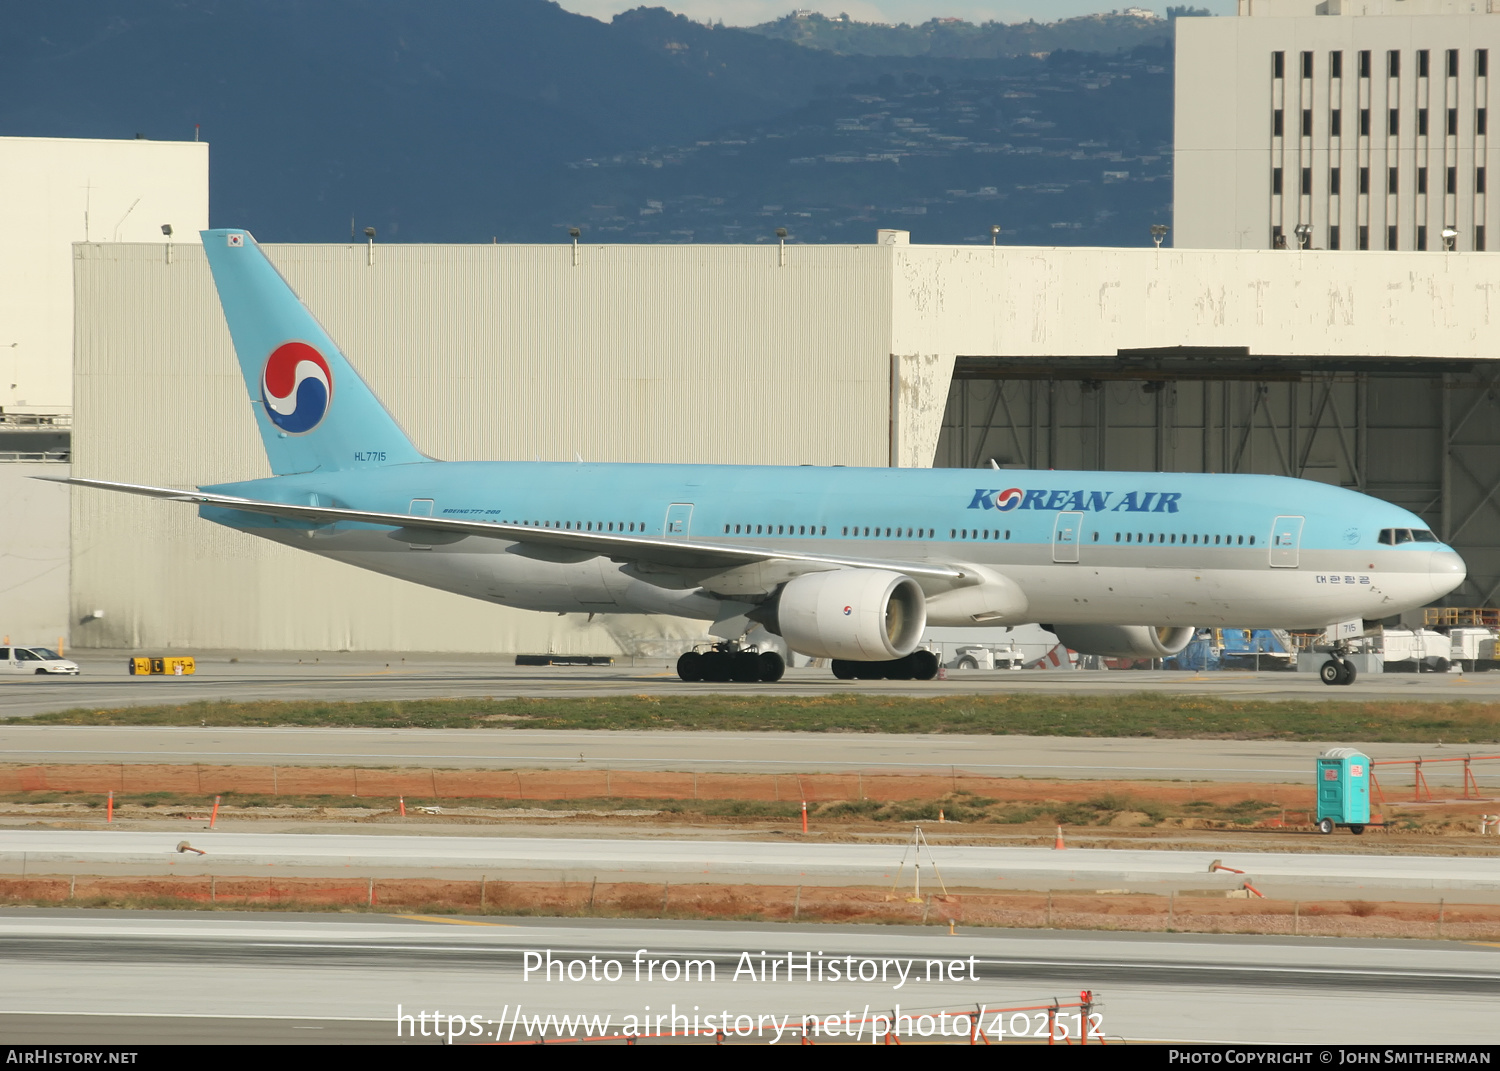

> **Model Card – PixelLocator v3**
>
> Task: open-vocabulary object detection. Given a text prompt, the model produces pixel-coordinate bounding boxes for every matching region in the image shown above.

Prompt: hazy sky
[556,1,1236,26]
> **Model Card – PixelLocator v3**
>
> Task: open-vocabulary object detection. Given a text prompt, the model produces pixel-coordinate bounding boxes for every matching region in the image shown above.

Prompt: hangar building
[67,234,1500,654]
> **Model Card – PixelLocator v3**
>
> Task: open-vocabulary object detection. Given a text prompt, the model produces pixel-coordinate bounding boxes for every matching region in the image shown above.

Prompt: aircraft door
[1270,515,1304,568]
[407,498,435,550]
[664,503,694,540]
[1051,511,1084,563]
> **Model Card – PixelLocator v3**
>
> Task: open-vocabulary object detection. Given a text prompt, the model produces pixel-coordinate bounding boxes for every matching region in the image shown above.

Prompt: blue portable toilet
[1316,747,1372,835]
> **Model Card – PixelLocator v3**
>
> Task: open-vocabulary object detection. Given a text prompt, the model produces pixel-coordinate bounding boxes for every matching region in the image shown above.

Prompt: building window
[1449,48,1461,77]
[1330,109,1342,136]
[1359,225,1370,250]
[1301,167,1312,195]
[1417,225,1428,251]
[1359,50,1371,78]
[1273,51,1285,79]
[1449,108,1459,136]
[1331,51,1343,79]
[1271,224,1285,249]
[1418,50,1430,78]
[1302,108,1312,136]
[1479,108,1488,135]
[1478,226,1487,252]
[1330,166,1341,194]
[1273,109,1284,137]
[1329,225,1341,250]
[1479,49,1489,78]
[1418,167,1428,194]
[1479,167,1488,194]
[1418,108,1429,136]
[1360,108,1371,136]
[1387,224,1399,250]
[1272,167,1283,195]
[1388,108,1400,136]
[1359,166,1370,194]
[1388,50,1400,77]
[1388,166,1399,193]
[1301,51,1313,78]
[1447,166,1458,194]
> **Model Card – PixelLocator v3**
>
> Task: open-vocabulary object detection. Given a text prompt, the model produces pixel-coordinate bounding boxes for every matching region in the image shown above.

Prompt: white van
[0,646,80,675]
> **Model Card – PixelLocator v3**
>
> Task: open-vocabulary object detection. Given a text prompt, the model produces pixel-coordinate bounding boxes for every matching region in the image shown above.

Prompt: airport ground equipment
[1374,628,1451,673]
[127,656,195,675]
[1447,627,1498,672]
[947,644,1024,671]
[1316,748,1372,835]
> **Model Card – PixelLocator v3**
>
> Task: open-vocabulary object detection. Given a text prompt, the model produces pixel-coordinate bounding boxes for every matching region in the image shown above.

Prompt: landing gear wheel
[700,651,732,683]
[1349,824,1365,835]
[1320,660,1356,684]
[676,651,703,682]
[1340,660,1357,685]
[910,649,939,681]
[831,659,856,680]
[757,651,785,683]
[732,651,761,683]
[1318,817,1335,835]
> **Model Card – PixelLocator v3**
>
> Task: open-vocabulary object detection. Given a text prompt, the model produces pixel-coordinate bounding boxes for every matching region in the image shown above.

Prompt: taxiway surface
[4,651,1498,720]
[0,909,1495,1044]
[3,830,1494,898]
[2,724,1476,784]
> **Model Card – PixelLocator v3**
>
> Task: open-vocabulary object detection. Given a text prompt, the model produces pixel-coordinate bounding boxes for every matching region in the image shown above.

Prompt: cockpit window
[1380,527,1440,545]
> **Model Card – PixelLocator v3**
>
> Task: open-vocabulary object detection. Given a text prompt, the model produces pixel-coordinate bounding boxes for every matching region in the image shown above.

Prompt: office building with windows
[1175,0,1498,250]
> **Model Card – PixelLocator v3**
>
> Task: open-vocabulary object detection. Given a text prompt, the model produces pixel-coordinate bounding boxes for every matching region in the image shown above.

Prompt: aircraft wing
[43,477,970,585]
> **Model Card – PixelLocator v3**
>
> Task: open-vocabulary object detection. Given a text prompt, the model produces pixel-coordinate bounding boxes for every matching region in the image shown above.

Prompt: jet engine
[775,569,926,660]
[1048,625,1195,658]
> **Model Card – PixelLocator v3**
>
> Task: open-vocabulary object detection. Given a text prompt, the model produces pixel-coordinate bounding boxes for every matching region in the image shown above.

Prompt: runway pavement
[1,721,1488,788]
[5,723,1478,784]
[0,909,1495,1044]
[4,649,1499,719]
[4,830,1496,898]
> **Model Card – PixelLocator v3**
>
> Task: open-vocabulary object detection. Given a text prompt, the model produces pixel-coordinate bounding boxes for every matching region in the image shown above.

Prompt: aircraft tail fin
[200,228,426,475]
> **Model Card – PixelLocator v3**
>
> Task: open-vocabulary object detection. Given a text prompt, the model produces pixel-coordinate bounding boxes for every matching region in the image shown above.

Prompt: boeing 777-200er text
[52,230,1467,686]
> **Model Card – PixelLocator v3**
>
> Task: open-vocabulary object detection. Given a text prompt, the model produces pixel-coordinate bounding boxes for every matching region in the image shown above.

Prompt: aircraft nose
[1430,550,1467,599]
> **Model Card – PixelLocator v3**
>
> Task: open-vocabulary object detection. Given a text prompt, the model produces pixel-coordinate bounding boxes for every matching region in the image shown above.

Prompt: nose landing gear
[1318,651,1358,686]
[676,642,785,683]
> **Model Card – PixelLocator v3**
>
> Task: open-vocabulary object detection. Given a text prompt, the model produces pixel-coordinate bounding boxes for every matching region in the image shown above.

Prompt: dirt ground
[0,762,1319,804]
[4,759,1497,850]
[2,874,1497,941]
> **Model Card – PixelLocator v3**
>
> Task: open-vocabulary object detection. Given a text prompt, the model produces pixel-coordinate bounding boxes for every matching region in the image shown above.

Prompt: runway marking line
[394,914,515,927]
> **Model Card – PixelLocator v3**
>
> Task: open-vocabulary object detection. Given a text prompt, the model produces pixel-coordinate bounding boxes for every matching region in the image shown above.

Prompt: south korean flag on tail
[227,234,244,247]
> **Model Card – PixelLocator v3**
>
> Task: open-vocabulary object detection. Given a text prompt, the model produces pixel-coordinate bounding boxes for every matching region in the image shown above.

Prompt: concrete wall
[0,464,70,644]
[70,240,892,653]
[0,137,208,416]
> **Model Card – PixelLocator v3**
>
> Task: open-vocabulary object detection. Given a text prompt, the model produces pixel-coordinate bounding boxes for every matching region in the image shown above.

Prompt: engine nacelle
[1048,624,1195,659]
[776,569,926,661]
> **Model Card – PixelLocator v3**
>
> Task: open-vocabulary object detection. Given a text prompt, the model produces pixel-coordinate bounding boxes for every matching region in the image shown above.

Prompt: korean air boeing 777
[53,230,1467,686]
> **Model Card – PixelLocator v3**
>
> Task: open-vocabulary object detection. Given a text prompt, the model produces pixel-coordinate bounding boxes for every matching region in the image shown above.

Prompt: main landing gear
[831,650,940,681]
[677,643,785,683]
[1318,653,1358,686]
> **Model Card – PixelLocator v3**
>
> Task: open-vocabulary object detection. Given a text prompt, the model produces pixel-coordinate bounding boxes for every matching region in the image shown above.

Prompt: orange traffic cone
[1053,825,1066,850]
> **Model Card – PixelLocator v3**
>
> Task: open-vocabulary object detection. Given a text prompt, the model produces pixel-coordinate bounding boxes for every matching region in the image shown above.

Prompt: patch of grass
[11,692,1498,743]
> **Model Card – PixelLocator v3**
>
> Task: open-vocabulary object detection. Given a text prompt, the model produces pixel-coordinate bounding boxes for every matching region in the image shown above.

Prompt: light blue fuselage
[203,462,1465,630]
